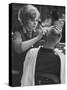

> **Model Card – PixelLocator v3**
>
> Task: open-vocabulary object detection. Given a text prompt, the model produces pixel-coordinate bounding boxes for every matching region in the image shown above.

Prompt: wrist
[37,34,43,40]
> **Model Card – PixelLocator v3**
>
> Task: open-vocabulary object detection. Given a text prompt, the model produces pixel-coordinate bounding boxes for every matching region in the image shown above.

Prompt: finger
[55,25,62,30]
[56,20,64,27]
[55,27,62,34]
[39,25,43,30]
[42,29,48,35]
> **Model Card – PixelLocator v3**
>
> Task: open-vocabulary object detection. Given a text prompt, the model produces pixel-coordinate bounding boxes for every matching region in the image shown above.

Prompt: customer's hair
[43,26,62,47]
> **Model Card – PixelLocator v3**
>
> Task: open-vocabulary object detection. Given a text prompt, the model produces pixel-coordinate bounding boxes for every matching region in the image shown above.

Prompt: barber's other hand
[37,25,48,39]
[54,19,64,33]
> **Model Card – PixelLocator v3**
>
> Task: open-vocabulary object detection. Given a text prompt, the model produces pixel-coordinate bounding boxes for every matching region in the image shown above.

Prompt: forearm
[21,35,42,52]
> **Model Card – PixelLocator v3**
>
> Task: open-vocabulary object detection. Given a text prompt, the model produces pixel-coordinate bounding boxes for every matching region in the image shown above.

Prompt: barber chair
[35,73,60,85]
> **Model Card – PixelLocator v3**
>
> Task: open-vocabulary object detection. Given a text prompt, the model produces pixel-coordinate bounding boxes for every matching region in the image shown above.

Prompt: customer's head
[18,4,40,32]
[43,22,63,49]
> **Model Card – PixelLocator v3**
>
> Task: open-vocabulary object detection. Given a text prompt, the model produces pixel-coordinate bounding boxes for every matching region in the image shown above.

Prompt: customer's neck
[43,44,54,50]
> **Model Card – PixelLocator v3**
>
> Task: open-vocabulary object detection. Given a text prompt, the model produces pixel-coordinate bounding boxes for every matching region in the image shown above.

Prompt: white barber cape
[21,47,65,86]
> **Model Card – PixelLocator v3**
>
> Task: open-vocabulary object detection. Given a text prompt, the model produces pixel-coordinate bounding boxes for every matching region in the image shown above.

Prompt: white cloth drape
[21,47,65,86]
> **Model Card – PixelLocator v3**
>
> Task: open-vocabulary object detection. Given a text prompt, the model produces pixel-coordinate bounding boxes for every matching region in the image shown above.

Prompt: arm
[20,35,42,52]
[13,31,43,53]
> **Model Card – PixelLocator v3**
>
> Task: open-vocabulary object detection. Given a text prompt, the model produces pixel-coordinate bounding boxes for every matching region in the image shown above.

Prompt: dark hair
[48,10,59,25]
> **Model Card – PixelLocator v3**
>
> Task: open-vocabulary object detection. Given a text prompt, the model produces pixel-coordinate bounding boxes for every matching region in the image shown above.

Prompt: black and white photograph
[9,3,65,87]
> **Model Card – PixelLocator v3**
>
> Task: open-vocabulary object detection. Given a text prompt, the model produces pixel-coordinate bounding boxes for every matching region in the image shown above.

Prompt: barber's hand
[37,29,44,39]
[54,19,64,33]
[41,26,54,35]
[37,25,48,39]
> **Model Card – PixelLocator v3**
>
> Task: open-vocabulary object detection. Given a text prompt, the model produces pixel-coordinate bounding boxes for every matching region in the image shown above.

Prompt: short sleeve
[13,31,22,40]
[13,31,22,53]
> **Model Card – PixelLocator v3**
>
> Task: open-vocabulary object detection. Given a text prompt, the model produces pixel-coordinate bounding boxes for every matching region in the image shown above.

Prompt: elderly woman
[12,4,46,86]
[21,16,65,86]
